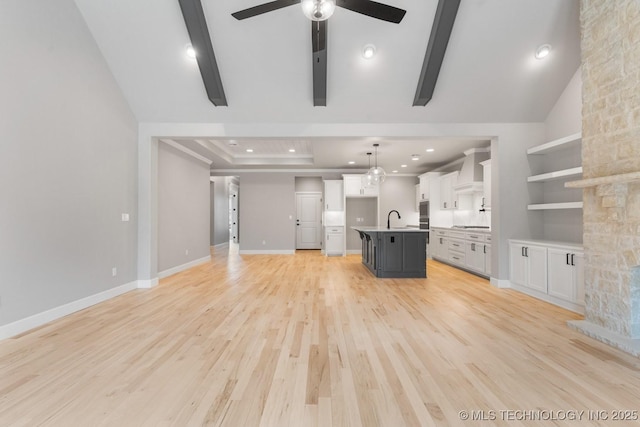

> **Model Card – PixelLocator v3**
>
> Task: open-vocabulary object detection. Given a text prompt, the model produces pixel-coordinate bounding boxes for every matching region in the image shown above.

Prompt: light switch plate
[121,213,130,222]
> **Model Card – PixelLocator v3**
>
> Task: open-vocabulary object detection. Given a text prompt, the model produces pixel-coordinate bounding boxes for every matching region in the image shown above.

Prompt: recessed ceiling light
[246,148,254,153]
[289,149,296,153]
[426,148,435,152]
[392,170,398,173]
[185,43,196,59]
[362,44,376,59]
[348,161,355,165]
[535,44,551,59]
[411,155,420,161]
[401,164,407,168]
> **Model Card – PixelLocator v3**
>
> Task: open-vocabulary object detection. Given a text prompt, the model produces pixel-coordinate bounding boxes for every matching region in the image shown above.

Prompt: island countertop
[351,226,428,233]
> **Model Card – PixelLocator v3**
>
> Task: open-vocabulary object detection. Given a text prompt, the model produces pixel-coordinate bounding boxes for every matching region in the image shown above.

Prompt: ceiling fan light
[301,0,336,21]
[185,44,196,59]
[535,44,551,59]
[362,44,376,59]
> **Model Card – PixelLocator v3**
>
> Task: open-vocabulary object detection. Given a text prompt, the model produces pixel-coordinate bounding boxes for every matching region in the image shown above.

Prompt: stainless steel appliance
[419,201,429,242]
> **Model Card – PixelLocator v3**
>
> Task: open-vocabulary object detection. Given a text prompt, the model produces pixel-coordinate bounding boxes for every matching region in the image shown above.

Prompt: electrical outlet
[121,213,129,222]
[112,267,117,277]
[185,249,189,255]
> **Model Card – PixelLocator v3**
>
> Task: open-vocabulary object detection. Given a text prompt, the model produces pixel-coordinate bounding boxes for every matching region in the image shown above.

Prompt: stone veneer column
[574,0,640,349]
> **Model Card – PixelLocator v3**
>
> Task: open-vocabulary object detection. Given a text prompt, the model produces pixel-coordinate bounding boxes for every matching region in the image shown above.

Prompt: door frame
[295,191,323,250]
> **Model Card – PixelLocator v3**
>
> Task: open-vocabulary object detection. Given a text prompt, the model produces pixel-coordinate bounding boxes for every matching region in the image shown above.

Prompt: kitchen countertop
[431,226,491,233]
[352,226,428,233]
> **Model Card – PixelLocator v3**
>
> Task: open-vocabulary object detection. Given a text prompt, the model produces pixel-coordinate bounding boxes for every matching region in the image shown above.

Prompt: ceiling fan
[231,0,407,106]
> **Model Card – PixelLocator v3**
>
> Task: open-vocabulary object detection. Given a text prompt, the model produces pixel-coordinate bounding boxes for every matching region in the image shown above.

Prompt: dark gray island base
[353,227,428,278]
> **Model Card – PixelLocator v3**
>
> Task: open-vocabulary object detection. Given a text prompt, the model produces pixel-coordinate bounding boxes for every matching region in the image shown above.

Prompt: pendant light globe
[367,143,386,184]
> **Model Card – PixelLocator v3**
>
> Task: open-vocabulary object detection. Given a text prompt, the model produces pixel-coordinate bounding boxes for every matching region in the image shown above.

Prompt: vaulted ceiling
[71,0,580,172]
[74,0,580,124]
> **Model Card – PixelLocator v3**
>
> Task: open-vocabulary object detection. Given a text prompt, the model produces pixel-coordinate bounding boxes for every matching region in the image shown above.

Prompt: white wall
[378,176,420,226]
[545,67,582,141]
[158,143,211,273]
[0,0,137,328]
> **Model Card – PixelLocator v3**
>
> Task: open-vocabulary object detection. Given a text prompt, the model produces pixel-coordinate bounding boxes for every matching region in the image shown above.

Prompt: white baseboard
[158,255,211,279]
[346,249,362,255]
[137,278,159,289]
[0,281,138,341]
[491,277,511,288]
[239,250,295,255]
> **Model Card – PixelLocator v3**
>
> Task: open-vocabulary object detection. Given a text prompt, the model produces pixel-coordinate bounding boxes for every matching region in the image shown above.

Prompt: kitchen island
[352,227,428,278]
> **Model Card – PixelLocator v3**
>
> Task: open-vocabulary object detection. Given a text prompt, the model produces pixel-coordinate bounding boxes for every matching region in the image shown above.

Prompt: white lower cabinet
[430,228,491,278]
[509,239,584,313]
[325,227,344,256]
[548,248,585,304]
[509,242,548,293]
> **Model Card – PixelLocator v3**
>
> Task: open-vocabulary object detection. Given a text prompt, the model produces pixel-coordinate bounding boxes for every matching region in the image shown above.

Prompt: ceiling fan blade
[336,0,406,23]
[232,0,300,20]
[311,20,327,106]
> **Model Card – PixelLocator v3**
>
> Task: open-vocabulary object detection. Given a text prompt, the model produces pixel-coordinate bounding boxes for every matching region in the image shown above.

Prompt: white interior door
[296,193,322,249]
[229,184,238,243]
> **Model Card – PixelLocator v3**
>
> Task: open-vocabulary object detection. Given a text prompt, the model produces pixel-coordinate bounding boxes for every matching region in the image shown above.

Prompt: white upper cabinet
[439,172,472,210]
[343,174,378,197]
[323,180,344,211]
[418,173,430,201]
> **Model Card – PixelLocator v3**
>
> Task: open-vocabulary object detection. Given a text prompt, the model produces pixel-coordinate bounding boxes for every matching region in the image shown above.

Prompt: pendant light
[362,152,374,188]
[367,143,386,184]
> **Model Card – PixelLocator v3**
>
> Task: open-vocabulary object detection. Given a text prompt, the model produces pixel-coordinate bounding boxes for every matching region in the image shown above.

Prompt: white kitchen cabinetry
[324,180,343,211]
[343,174,378,197]
[415,184,420,211]
[325,226,344,256]
[548,247,585,305]
[480,159,491,209]
[439,172,472,210]
[418,173,430,201]
[509,239,584,313]
[526,133,582,211]
[431,228,491,278]
[509,242,547,293]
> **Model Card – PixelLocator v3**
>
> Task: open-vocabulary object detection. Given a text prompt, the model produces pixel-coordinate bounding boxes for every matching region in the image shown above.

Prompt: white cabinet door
[324,180,343,211]
[325,229,344,255]
[548,248,584,304]
[484,244,492,275]
[343,175,378,197]
[419,175,430,201]
[528,245,548,292]
[343,175,363,196]
[547,248,575,301]
[465,241,485,272]
[509,243,528,286]
[415,184,420,211]
[440,174,452,209]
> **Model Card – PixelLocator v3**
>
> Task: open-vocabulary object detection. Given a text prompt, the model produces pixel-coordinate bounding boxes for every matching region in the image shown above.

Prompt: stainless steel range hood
[453,148,490,193]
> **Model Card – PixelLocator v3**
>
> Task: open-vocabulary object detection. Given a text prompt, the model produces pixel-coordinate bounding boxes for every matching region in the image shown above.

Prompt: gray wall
[158,143,211,272]
[545,68,582,141]
[295,176,323,192]
[210,176,231,245]
[0,0,138,325]
[378,176,420,227]
[346,198,378,251]
[238,174,297,251]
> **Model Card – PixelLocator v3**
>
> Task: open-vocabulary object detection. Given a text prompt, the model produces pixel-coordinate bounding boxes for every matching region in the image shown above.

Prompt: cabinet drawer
[466,233,483,241]
[448,239,464,253]
[435,230,448,237]
[449,253,465,264]
[326,227,343,233]
[485,235,492,243]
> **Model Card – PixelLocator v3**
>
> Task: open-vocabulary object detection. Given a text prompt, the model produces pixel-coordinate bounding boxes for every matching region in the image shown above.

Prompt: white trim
[239,250,295,255]
[158,255,211,279]
[212,242,229,248]
[491,277,511,288]
[137,278,159,289]
[0,281,138,341]
[211,168,369,174]
[509,282,584,314]
[161,139,213,165]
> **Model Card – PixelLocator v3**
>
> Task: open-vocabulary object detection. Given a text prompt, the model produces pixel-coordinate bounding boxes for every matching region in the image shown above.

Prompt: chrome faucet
[387,210,401,229]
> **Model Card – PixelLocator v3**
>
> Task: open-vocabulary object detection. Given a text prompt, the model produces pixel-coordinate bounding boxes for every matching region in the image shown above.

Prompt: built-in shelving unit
[526,133,582,211]
[528,202,583,210]
[526,132,582,155]
[527,167,583,183]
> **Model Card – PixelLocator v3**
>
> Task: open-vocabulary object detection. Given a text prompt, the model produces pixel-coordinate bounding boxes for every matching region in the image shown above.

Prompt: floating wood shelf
[527,202,584,210]
[528,167,583,183]
[527,133,582,155]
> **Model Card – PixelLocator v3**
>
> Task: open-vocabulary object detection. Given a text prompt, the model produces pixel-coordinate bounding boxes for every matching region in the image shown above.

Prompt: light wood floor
[1,248,640,427]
